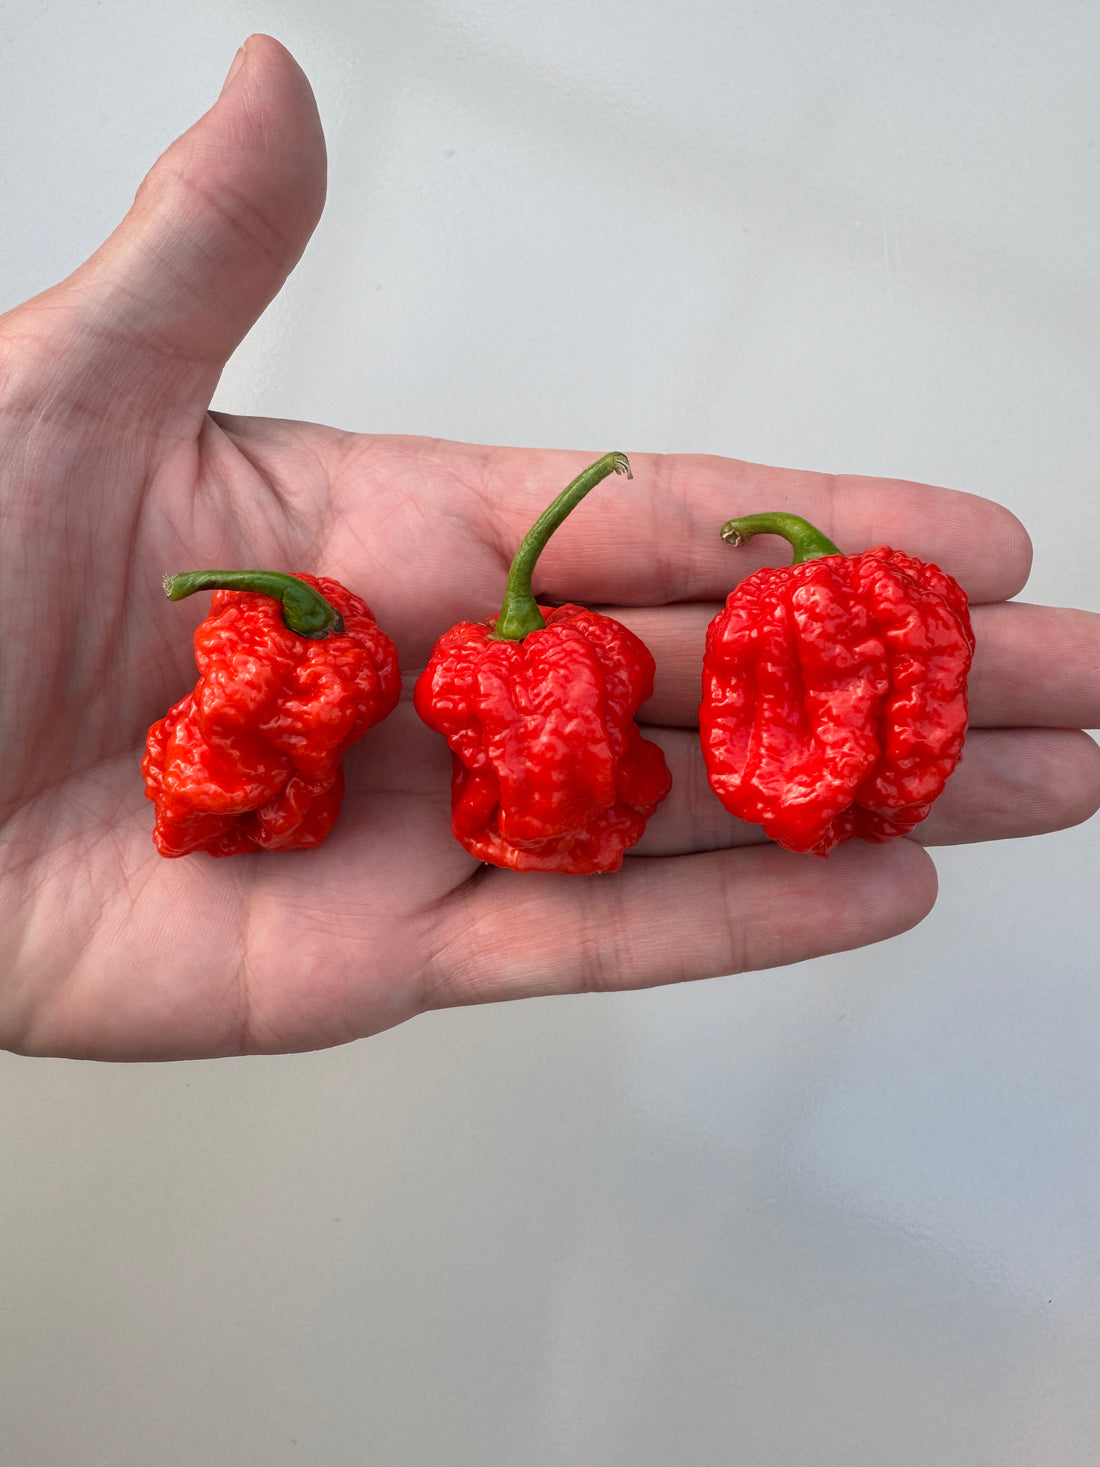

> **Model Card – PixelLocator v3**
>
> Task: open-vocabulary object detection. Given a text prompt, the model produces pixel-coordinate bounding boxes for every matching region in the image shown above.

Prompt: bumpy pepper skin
[143,573,400,857]
[414,603,671,873]
[701,532,975,856]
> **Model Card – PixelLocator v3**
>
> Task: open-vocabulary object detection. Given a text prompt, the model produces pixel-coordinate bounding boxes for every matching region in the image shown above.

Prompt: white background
[2,3,1099,1464]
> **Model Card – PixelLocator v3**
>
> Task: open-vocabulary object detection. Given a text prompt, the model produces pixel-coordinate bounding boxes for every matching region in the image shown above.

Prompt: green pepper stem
[163,570,344,638]
[492,452,632,641]
[720,512,841,564]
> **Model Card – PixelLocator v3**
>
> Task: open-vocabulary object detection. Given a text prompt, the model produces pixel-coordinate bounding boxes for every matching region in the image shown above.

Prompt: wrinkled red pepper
[700,512,974,855]
[144,570,400,856]
[414,453,672,873]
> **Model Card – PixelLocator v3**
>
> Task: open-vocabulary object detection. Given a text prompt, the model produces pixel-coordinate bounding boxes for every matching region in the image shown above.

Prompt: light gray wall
[2,3,1099,1464]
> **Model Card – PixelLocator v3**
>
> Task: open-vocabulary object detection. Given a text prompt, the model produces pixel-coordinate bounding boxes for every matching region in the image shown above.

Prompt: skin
[1,36,1098,1061]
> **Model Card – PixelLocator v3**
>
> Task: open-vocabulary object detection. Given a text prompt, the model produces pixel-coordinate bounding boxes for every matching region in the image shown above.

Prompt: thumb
[27,35,326,418]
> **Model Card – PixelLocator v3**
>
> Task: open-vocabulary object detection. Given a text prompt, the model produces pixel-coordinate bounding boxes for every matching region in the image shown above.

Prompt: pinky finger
[424,838,938,1008]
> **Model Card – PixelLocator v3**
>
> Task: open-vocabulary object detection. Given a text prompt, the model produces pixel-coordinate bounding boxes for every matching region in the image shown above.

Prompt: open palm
[2,36,1098,1060]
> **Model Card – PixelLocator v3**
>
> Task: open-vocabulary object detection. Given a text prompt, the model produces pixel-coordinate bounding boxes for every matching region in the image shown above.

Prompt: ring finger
[631,724,1100,857]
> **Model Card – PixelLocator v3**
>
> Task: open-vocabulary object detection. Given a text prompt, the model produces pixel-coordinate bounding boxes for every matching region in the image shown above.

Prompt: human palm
[2,37,1098,1060]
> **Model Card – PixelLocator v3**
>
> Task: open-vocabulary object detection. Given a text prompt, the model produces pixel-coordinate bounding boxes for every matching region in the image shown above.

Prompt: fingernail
[219,41,248,97]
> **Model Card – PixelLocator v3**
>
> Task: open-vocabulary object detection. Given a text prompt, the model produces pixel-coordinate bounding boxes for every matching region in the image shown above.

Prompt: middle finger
[611,601,1100,732]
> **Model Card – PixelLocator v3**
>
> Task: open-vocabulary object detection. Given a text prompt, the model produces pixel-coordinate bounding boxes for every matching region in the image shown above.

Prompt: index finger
[475,448,1033,609]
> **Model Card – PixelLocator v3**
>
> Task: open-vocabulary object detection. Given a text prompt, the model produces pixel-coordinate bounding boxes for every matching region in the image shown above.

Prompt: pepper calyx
[491,452,632,642]
[163,570,345,638]
[720,512,842,565]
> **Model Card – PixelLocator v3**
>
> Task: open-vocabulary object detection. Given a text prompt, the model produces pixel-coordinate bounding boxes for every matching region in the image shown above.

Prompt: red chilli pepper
[700,512,975,856]
[143,570,401,857]
[414,453,672,873]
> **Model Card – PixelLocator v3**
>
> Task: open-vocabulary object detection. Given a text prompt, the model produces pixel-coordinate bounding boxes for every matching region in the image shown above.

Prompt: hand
[2,37,1097,1060]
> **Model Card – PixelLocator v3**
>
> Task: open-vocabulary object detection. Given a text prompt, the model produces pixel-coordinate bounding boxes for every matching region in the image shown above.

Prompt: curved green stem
[163,570,344,638]
[720,512,841,564]
[492,452,632,641]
